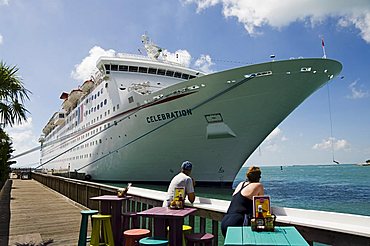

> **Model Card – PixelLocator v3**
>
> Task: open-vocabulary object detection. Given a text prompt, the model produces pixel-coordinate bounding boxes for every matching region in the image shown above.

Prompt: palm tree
[0,128,15,186]
[0,61,30,128]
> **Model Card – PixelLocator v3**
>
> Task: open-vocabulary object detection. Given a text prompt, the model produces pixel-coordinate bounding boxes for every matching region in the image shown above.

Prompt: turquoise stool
[139,237,169,245]
[78,209,99,246]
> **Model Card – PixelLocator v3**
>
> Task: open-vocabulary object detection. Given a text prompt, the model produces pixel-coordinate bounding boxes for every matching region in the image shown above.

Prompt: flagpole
[321,38,327,58]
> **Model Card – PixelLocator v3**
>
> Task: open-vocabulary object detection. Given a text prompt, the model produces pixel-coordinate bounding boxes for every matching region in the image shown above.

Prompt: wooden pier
[2,179,88,246]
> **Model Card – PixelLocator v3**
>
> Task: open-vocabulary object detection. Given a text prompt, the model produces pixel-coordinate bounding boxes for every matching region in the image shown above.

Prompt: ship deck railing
[31,172,370,246]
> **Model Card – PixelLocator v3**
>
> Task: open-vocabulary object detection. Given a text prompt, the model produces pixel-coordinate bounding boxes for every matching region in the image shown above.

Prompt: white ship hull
[40,55,342,184]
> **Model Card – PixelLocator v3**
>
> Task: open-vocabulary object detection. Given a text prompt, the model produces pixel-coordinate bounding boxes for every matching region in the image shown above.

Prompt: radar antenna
[141,33,163,60]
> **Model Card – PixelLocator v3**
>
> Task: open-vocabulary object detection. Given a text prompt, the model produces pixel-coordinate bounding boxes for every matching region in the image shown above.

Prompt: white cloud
[162,49,192,67]
[71,46,194,82]
[347,79,369,99]
[339,12,370,43]
[184,0,220,12]
[5,118,41,168]
[71,46,116,82]
[312,137,350,151]
[0,0,9,6]
[262,127,288,152]
[0,34,3,45]
[5,118,38,152]
[194,54,214,73]
[184,0,370,43]
[265,127,281,141]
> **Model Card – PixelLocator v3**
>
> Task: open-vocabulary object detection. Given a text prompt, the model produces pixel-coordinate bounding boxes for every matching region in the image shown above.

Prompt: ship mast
[141,33,163,60]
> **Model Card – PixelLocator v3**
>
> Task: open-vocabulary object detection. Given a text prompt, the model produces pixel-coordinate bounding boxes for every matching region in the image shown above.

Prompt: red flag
[321,39,325,47]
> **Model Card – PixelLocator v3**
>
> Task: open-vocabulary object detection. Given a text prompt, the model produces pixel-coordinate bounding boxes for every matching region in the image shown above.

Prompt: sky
[1,0,369,168]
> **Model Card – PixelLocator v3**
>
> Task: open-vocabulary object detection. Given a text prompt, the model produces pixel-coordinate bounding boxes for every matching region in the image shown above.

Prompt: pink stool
[123,228,151,246]
[185,233,214,246]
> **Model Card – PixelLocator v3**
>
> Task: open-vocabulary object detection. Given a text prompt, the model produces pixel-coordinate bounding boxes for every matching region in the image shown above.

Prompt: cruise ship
[39,35,342,184]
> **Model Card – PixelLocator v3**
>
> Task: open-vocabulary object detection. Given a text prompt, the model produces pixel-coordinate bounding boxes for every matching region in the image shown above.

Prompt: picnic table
[90,195,132,245]
[224,226,309,245]
[137,206,197,245]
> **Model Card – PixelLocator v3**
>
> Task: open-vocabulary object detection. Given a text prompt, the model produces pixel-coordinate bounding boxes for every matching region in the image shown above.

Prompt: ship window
[97,91,100,96]
[117,104,119,109]
[104,64,110,71]
[104,99,107,105]
[174,72,182,78]
[166,70,174,77]
[105,83,108,88]
[128,96,134,103]
[101,88,103,94]
[148,67,157,74]
[129,66,138,72]
[119,65,128,71]
[181,73,190,79]
[113,106,115,112]
[100,102,103,107]
[111,64,118,71]
[189,75,196,79]
[139,67,148,73]
[157,69,165,75]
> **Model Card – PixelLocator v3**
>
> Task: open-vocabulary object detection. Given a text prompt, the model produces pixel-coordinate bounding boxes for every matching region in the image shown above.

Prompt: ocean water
[126,164,370,216]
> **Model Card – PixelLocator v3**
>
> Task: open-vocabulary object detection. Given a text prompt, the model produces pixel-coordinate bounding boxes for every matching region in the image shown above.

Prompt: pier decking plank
[8,179,89,246]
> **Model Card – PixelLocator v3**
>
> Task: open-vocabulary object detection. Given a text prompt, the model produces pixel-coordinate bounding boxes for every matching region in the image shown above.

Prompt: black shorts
[221,213,245,237]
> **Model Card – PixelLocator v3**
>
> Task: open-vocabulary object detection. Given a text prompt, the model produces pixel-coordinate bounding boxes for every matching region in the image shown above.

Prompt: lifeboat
[60,92,72,112]
[62,99,73,112]
[68,89,83,108]
[81,80,94,93]
[59,92,69,100]
[42,122,54,135]
[52,111,65,125]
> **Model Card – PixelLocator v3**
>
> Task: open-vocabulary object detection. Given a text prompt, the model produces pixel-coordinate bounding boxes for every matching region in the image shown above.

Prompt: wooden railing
[32,172,370,246]
[32,172,225,244]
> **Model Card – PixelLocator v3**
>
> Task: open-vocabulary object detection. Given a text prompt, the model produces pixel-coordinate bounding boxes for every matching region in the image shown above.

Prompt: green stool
[139,237,169,245]
[90,214,114,246]
[78,209,99,246]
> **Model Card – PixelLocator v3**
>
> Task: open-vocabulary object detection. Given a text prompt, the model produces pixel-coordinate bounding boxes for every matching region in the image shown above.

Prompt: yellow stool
[167,225,192,246]
[90,214,114,246]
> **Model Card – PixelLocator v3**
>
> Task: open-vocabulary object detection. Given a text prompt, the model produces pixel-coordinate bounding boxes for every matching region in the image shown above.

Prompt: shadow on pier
[0,179,11,246]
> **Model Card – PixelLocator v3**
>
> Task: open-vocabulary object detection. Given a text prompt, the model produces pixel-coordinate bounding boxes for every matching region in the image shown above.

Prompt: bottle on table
[178,193,184,209]
[256,204,265,230]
